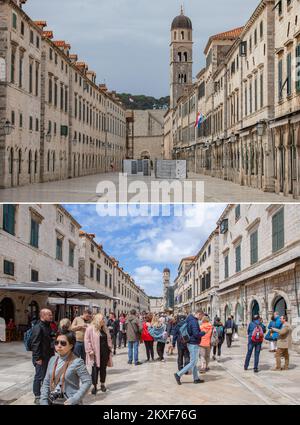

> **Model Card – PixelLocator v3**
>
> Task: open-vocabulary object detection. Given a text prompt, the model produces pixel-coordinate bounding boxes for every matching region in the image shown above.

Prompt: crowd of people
[26,307,293,405]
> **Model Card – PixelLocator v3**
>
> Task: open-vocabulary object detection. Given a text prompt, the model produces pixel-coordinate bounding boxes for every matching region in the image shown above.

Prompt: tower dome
[171,7,192,31]
[163,267,170,274]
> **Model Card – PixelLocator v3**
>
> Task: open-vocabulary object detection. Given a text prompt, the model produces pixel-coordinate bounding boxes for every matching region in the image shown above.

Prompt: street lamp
[257,121,264,138]
[230,133,235,144]
[0,119,14,136]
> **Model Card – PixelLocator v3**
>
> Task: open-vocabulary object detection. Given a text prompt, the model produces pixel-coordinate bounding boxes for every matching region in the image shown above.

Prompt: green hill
[117,93,169,110]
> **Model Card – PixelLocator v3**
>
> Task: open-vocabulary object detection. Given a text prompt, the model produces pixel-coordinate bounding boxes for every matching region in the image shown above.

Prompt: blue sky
[24,0,258,97]
[65,204,226,297]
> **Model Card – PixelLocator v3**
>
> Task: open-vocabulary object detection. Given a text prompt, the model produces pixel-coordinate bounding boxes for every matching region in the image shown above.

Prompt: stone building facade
[0,204,81,324]
[0,0,126,189]
[173,203,300,344]
[79,231,150,317]
[149,297,164,315]
[164,0,300,199]
[0,204,150,325]
[128,110,165,161]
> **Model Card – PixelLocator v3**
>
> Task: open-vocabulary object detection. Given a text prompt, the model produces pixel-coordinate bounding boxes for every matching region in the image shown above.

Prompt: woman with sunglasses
[84,313,113,395]
[40,332,92,405]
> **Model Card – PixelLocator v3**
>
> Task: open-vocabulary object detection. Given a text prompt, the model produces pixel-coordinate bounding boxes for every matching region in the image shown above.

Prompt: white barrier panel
[123,160,151,176]
[0,317,5,342]
[155,160,187,179]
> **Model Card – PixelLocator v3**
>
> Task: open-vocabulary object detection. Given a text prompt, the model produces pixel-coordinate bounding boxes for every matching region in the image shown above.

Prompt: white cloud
[133,266,163,297]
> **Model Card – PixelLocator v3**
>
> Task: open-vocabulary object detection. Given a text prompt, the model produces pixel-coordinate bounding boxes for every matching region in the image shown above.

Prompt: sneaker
[91,387,97,395]
[244,366,248,371]
[100,384,107,393]
[254,369,259,373]
[34,397,40,405]
[194,379,205,384]
[174,373,182,386]
[128,361,132,365]
[135,361,142,366]
[212,355,216,361]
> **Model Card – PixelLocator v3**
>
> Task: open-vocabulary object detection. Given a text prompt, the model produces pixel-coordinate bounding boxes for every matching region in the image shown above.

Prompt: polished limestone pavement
[0,172,294,203]
[1,338,300,405]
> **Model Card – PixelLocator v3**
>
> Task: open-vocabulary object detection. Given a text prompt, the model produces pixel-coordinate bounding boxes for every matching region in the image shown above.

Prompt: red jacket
[142,322,154,342]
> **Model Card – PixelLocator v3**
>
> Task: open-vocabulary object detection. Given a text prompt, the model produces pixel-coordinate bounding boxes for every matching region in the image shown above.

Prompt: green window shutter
[225,255,229,279]
[287,53,292,96]
[273,209,284,252]
[296,45,300,93]
[250,231,258,265]
[3,205,15,235]
[278,60,283,100]
[236,245,241,273]
[4,260,14,276]
[30,219,39,248]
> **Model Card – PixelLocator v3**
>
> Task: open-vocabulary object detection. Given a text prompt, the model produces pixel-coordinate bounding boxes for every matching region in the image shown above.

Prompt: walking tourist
[40,331,92,405]
[265,312,282,352]
[31,309,55,405]
[107,312,119,355]
[71,309,92,361]
[118,313,127,348]
[199,316,213,373]
[244,315,266,373]
[149,317,168,362]
[166,316,176,356]
[173,315,190,372]
[272,315,292,371]
[58,318,72,334]
[125,309,143,366]
[142,314,154,361]
[84,313,113,394]
[174,311,206,385]
[212,318,225,360]
[225,316,235,348]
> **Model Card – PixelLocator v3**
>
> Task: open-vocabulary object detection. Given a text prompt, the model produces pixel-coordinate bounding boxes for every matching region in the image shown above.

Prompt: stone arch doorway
[28,300,39,322]
[251,299,260,319]
[224,305,231,321]
[0,297,15,324]
[235,302,243,325]
[141,151,150,160]
[273,296,287,317]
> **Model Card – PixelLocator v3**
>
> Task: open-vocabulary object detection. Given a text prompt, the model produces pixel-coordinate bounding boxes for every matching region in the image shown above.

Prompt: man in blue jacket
[174,311,206,385]
[244,315,266,373]
[173,315,190,371]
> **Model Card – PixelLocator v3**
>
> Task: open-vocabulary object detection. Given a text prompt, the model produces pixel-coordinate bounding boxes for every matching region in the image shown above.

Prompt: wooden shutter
[278,60,283,100]
[30,219,39,248]
[287,53,292,96]
[3,205,15,235]
[272,209,284,252]
[250,231,258,265]
[296,45,300,93]
[236,245,241,272]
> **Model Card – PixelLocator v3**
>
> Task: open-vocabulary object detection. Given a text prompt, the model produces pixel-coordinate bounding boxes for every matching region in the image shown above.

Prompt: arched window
[53,151,55,172]
[251,300,260,319]
[273,296,287,317]
[28,150,32,174]
[184,74,187,83]
[181,31,184,40]
[184,52,188,62]
[9,148,13,174]
[178,74,181,83]
[178,52,182,62]
[34,151,38,174]
[174,31,177,40]
[47,150,50,171]
[18,149,22,174]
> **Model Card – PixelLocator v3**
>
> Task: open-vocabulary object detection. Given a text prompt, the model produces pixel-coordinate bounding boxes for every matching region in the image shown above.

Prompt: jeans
[144,340,154,360]
[118,332,127,348]
[33,359,49,397]
[177,346,190,371]
[244,341,262,370]
[110,333,117,354]
[128,341,139,364]
[177,344,200,381]
[226,333,233,348]
[213,342,223,357]
[74,341,86,361]
[157,342,166,360]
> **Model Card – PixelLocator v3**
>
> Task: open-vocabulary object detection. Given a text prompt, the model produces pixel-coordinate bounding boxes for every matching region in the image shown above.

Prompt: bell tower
[163,268,171,310]
[170,6,193,110]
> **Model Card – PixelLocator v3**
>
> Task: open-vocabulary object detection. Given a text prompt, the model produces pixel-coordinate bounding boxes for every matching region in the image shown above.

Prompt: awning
[48,297,100,308]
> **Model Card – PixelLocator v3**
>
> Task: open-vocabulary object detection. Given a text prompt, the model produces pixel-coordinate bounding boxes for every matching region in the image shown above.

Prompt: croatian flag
[195,112,205,128]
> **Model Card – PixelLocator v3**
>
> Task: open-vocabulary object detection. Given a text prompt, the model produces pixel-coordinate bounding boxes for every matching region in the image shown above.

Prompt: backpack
[216,326,224,339]
[179,321,190,344]
[24,327,33,351]
[251,325,264,343]
[211,327,219,347]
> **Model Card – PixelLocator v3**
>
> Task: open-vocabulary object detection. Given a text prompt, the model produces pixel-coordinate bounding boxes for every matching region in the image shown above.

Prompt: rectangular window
[235,205,241,221]
[56,238,63,261]
[250,230,258,265]
[90,262,94,279]
[235,245,241,273]
[260,73,264,108]
[4,260,14,276]
[11,49,16,83]
[29,63,33,93]
[12,13,17,30]
[224,255,229,279]
[96,267,101,283]
[3,205,16,235]
[105,271,108,287]
[31,269,39,282]
[30,218,39,248]
[69,243,74,268]
[296,45,300,93]
[272,208,284,252]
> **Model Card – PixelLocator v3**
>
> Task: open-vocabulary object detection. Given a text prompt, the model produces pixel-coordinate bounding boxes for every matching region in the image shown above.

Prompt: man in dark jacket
[174,310,206,385]
[224,317,235,348]
[173,315,190,371]
[107,312,120,355]
[31,309,55,404]
[125,309,143,366]
[244,315,266,373]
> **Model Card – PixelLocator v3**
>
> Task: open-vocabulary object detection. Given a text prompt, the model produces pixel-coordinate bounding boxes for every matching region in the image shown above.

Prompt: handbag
[226,328,233,335]
[49,353,75,406]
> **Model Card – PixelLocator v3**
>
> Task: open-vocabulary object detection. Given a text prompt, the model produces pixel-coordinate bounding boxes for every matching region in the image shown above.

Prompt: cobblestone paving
[1,339,300,405]
[0,172,295,203]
